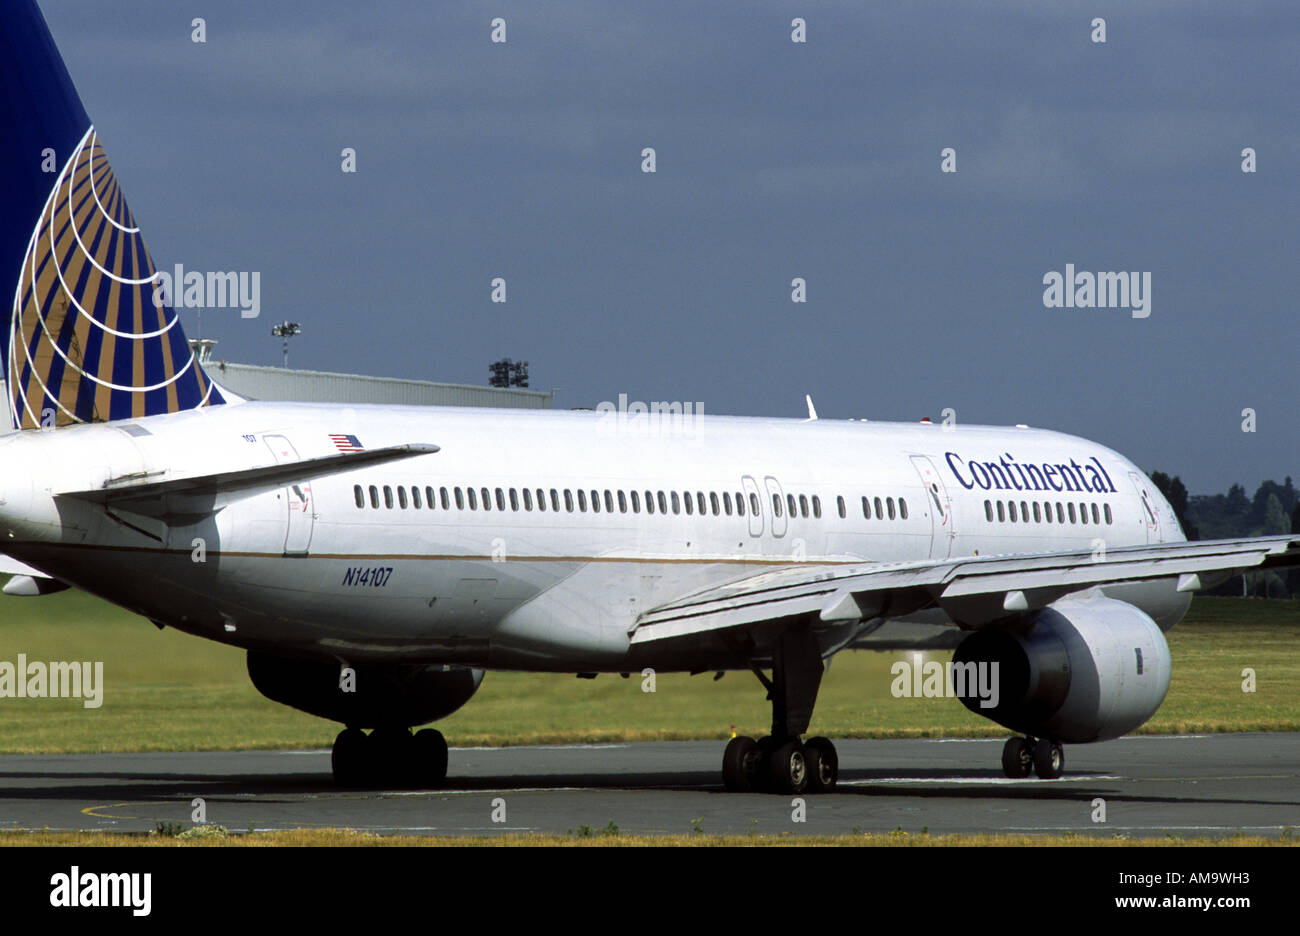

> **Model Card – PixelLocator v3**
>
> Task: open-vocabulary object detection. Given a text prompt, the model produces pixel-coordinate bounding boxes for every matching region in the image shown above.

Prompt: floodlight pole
[271,321,302,368]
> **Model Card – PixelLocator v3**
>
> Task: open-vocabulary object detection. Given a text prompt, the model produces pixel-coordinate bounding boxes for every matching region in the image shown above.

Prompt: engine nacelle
[952,594,1171,743]
[247,652,484,728]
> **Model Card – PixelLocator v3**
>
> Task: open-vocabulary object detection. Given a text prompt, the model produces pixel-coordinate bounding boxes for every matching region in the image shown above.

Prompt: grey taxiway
[0,734,1295,838]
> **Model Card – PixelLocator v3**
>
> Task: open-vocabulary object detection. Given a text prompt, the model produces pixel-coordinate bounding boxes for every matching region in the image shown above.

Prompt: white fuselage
[0,401,1185,670]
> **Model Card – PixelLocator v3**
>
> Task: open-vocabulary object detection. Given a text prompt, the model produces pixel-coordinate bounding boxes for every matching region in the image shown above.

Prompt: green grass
[0,591,1294,753]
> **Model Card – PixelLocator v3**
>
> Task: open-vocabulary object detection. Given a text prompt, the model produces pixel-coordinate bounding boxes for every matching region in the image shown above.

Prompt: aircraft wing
[628,535,1300,645]
[57,443,439,514]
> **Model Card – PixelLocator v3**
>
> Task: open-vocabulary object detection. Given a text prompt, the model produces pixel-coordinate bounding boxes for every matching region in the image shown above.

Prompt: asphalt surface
[0,734,1296,838]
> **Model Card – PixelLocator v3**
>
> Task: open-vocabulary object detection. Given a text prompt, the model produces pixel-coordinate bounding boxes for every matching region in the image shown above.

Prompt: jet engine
[952,593,1170,743]
[247,652,484,728]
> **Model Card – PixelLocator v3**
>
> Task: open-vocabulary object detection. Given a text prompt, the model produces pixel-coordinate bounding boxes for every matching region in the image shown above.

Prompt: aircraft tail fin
[0,0,223,430]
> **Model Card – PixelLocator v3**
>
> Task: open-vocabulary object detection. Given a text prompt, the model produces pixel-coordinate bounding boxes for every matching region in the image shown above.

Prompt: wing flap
[629,535,1300,645]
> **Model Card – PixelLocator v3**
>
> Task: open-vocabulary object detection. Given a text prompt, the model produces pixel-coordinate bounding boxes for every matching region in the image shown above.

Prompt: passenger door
[263,434,314,555]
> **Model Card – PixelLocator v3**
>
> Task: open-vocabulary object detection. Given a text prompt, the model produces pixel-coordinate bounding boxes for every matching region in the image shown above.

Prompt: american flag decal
[329,434,364,452]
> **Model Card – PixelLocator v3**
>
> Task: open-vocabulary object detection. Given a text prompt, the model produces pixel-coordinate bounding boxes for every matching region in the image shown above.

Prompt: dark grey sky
[41,1,1298,493]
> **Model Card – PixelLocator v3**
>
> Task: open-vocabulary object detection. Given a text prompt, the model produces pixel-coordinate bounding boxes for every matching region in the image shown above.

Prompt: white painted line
[451,744,630,752]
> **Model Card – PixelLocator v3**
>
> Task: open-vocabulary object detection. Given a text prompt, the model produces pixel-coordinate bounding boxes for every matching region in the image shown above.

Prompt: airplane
[1,0,1296,795]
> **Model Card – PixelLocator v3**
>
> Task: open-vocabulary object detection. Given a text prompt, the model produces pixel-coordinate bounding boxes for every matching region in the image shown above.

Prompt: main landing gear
[723,733,839,794]
[331,726,449,788]
[1001,736,1064,779]
[721,625,839,794]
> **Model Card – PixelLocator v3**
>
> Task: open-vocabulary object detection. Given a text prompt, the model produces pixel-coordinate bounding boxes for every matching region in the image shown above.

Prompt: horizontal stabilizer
[59,442,439,510]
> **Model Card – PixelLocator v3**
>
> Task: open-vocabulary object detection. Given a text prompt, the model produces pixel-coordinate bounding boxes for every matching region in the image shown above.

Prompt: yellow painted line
[81,801,173,819]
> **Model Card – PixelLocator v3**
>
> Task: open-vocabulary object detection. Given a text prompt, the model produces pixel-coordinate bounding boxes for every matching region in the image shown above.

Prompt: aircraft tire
[1001,737,1033,778]
[803,737,838,793]
[1032,739,1064,779]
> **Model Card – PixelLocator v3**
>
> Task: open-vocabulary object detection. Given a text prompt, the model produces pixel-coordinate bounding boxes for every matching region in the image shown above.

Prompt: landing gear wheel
[1032,739,1064,779]
[722,736,761,792]
[411,728,449,788]
[750,735,777,792]
[1001,737,1033,778]
[803,736,838,793]
[768,740,808,795]
[331,727,371,787]
[370,726,413,786]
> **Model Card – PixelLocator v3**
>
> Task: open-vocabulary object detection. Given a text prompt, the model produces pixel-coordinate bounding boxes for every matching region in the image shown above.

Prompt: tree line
[1150,472,1298,598]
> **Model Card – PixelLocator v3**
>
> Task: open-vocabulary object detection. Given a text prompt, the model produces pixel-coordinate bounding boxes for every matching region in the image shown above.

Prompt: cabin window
[812,495,822,519]
[618,490,627,513]
[697,492,707,515]
[426,486,435,509]
[509,488,519,511]
[1020,501,1028,522]
[565,490,574,512]
[1033,502,1041,523]
[606,490,615,513]
[1008,501,1017,523]
[383,486,394,509]
[1091,503,1100,525]
[837,495,845,519]
[887,497,896,520]
[710,492,720,515]
[467,488,478,510]
[454,487,464,510]
[354,485,364,509]
[658,491,668,514]
[671,492,680,514]
[523,488,533,511]
[681,492,691,515]
[786,494,796,517]
[645,491,655,515]
[749,492,760,516]
[897,497,906,520]
[1068,503,1077,524]
[984,500,993,522]
[577,489,587,512]
[1104,503,1112,525]
[411,487,421,509]
[495,488,505,511]
[631,490,640,513]
[997,501,1005,522]
[441,487,450,510]
[550,489,560,512]
[862,496,871,519]
[397,487,408,509]
[874,497,884,519]
[480,487,491,511]
[772,494,783,517]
